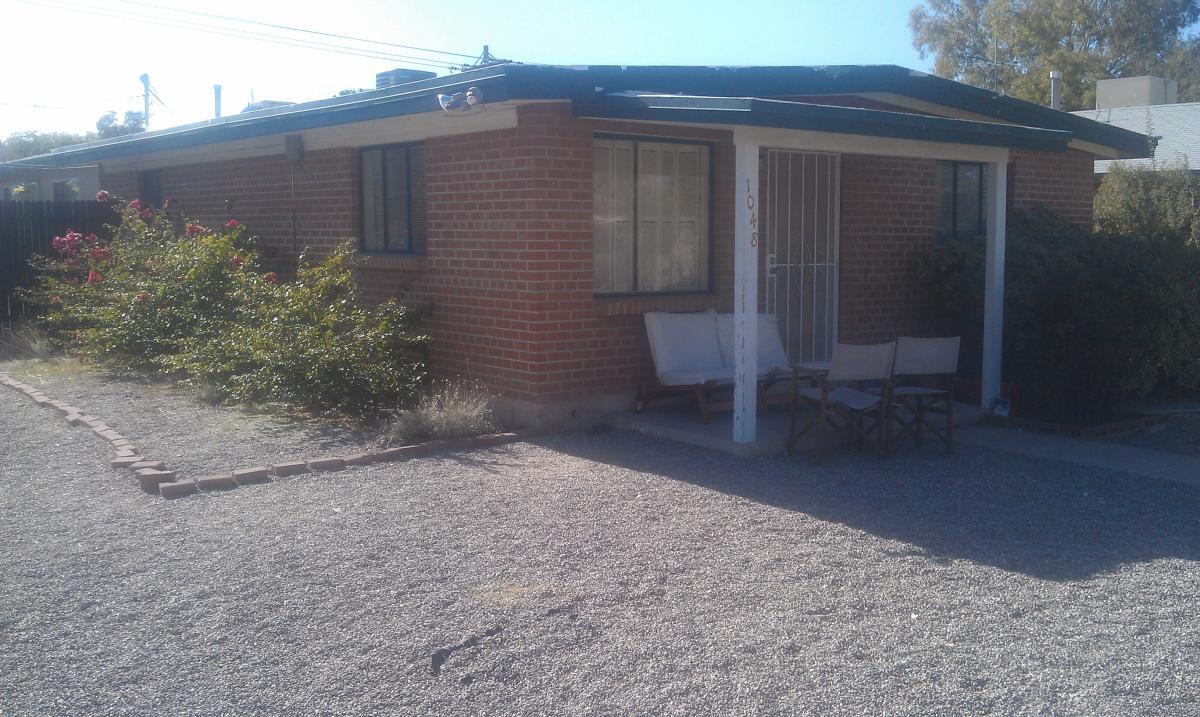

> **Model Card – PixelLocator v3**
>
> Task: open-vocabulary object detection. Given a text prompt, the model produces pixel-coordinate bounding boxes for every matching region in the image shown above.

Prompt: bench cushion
[715,313,792,372]
[644,312,725,383]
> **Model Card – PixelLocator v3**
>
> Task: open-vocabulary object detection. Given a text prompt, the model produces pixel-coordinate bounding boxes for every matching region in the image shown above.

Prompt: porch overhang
[581,95,1018,446]
[574,94,1073,152]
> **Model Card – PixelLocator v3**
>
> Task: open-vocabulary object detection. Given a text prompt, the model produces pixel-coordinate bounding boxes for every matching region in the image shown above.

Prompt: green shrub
[1095,162,1200,245]
[28,195,427,419]
[386,381,496,444]
[918,208,1200,423]
[166,246,427,417]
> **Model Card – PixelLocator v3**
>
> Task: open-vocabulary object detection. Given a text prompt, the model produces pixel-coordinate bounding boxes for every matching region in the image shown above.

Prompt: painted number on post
[745,178,758,247]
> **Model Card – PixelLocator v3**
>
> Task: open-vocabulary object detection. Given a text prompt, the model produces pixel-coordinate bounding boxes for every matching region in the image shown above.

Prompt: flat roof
[4,64,1149,167]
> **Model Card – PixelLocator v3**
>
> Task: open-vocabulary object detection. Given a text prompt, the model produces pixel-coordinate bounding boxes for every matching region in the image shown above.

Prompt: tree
[910,0,1200,110]
[96,111,146,139]
[0,130,92,161]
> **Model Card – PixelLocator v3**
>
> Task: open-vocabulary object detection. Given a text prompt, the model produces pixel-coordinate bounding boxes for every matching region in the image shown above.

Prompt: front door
[765,150,840,363]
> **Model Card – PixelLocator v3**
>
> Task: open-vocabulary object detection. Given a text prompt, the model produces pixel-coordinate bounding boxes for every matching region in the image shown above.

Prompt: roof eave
[574,96,1073,152]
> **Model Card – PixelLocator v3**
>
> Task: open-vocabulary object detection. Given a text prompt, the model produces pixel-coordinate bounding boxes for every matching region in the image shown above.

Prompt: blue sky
[1,0,929,137]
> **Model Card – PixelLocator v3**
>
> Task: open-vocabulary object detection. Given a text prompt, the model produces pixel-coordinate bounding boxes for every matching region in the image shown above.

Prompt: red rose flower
[128,199,143,211]
[89,246,112,262]
[140,209,154,220]
[135,292,149,303]
[229,254,244,269]
[262,272,278,284]
[86,270,104,284]
[84,233,98,244]
[185,223,205,237]
[51,230,84,256]
[95,190,110,202]
[225,219,240,229]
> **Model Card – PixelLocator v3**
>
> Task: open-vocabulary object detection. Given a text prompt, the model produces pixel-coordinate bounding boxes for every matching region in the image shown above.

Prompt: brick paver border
[0,370,524,500]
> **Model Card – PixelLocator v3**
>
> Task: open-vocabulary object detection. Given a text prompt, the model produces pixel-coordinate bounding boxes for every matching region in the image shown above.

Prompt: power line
[18,0,458,69]
[16,0,465,70]
[100,0,479,60]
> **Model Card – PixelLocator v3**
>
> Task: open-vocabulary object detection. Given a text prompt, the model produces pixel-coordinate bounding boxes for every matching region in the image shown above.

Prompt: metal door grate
[765,150,840,363]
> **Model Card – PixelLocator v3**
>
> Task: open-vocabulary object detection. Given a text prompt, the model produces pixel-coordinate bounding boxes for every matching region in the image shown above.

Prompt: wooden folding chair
[786,341,896,463]
[888,336,961,451]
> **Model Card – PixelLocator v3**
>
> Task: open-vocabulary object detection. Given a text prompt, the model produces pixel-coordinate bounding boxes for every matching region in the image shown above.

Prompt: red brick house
[5,65,1147,441]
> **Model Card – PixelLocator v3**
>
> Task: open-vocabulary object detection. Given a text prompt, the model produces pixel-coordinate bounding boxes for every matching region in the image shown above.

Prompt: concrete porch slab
[603,401,988,457]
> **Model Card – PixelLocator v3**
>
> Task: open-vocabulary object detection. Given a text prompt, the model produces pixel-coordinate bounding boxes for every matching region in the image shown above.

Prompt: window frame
[935,160,986,243]
[592,132,716,298]
[358,141,426,255]
[139,169,164,208]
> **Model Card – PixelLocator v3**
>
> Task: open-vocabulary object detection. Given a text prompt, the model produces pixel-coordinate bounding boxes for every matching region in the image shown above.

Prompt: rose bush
[28,196,427,418]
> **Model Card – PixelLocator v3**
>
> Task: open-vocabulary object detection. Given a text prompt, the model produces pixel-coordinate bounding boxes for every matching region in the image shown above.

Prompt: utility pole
[139,73,151,129]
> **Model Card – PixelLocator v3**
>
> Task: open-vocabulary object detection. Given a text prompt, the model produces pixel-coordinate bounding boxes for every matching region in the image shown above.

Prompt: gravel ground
[3,364,1200,716]
[1102,402,1200,458]
[1,360,372,475]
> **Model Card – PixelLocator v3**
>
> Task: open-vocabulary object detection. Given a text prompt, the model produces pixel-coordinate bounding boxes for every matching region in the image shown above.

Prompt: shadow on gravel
[537,432,1200,582]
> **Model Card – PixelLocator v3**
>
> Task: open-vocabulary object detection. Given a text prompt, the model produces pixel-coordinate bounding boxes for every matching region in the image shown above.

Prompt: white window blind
[593,138,709,294]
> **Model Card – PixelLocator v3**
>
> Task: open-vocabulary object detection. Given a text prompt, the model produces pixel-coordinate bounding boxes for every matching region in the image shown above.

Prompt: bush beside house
[26,195,428,419]
[921,183,1200,423]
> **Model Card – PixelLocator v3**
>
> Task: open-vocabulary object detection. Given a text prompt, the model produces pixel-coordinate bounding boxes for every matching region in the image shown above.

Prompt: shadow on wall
[534,430,1200,583]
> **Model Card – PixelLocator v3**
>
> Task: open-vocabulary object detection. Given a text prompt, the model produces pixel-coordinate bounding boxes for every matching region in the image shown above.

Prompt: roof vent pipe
[214,84,222,119]
[1049,70,1062,110]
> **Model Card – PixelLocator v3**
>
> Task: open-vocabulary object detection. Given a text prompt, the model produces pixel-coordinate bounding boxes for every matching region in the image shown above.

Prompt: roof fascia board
[92,107,520,173]
[8,71,512,167]
[733,125,1009,163]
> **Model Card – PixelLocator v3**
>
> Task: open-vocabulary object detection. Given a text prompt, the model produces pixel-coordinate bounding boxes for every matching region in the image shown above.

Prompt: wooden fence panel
[0,200,118,321]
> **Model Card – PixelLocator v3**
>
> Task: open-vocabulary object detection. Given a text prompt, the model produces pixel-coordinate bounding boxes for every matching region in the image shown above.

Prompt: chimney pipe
[1049,70,1062,110]
[214,84,222,118]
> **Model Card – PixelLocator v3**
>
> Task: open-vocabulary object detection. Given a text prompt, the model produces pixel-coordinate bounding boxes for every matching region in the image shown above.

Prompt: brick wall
[97,110,1098,413]
[1009,147,1095,226]
[836,154,948,343]
[103,149,359,274]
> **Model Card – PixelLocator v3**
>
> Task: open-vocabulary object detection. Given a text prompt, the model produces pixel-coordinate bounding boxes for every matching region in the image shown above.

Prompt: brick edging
[0,371,529,500]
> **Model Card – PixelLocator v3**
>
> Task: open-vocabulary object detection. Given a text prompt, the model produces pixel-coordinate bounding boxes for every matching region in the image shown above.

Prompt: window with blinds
[593,137,710,294]
[361,144,426,254]
[934,161,985,243]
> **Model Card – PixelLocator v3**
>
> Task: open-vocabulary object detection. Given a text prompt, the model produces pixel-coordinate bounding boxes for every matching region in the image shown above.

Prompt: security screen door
[765,150,840,363]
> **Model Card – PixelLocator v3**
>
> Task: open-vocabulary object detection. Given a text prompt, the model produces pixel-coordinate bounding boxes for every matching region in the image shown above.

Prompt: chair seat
[894,386,949,397]
[795,386,883,411]
[658,367,735,386]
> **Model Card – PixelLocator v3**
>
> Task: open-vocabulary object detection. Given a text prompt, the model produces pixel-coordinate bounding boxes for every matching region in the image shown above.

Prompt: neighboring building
[0,164,99,201]
[1072,75,1199,176]
[0,64,1148,439]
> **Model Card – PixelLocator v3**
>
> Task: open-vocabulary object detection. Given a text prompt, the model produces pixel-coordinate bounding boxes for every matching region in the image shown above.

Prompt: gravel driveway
[3,363,1200,716]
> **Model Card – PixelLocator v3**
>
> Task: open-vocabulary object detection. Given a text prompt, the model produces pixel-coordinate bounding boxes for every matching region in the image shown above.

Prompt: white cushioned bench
[637,311,792,420]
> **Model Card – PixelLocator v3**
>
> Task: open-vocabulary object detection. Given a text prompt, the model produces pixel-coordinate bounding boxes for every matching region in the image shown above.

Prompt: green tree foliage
[910,0,1200,110]
[1095,162,1200,244]
[96,111,147,139]
[0,130,92,161]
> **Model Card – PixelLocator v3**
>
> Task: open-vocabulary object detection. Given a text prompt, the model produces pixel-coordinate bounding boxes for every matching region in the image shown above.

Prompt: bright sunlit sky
[0,0,930,138]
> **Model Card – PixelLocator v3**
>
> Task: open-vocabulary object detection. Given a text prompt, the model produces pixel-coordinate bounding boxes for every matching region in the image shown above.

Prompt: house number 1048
[745,177,758,247]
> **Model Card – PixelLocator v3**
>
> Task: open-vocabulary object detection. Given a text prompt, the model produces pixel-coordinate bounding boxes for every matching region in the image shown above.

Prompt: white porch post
[733,138,760,443]
[981,161,1007,410]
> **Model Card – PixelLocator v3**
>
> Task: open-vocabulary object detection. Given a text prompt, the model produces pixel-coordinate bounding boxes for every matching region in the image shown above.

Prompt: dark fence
[0,200,117,321]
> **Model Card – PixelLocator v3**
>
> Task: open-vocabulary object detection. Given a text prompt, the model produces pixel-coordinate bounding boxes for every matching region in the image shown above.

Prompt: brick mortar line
[0,371,531,500]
